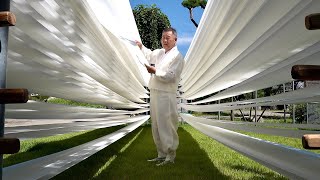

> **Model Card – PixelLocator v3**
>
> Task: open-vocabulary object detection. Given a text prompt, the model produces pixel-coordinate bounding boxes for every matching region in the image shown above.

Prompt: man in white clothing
[136,27,184,166]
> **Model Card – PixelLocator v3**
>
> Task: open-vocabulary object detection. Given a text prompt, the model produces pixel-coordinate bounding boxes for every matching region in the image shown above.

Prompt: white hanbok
[141,46,184,161]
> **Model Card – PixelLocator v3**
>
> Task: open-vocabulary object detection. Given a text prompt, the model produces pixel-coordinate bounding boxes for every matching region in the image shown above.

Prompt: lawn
[7,123,315,179]
[51,124,287,179]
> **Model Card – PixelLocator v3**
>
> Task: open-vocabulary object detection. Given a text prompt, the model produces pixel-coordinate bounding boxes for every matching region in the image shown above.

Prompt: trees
[181,0,207,27]
[132,4,170,50]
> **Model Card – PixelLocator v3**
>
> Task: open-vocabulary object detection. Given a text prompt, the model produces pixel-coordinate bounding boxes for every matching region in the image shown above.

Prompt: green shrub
[288,104,306,123]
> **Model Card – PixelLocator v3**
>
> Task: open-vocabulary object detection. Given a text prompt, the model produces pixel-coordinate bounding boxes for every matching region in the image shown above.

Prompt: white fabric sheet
[181,0,320,101]
[7,0,149,109]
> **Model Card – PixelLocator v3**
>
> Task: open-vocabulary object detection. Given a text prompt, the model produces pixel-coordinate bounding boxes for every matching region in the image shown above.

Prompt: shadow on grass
[3,126,123,167]
[52,126,147,180]
[228,164,287,180]
[53,125,229,180]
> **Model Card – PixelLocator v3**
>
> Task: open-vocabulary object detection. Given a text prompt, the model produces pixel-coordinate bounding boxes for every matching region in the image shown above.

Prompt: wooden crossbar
[0,11,15,26]
[291,65,320,81]
[302,134,320,149]
[0,88,29,104]
[305,13,320,30]
[0,138,20,154]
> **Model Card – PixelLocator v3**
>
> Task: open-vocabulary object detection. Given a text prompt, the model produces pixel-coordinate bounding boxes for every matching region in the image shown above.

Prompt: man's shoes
[156,159,174,166]
[147,157,165,162]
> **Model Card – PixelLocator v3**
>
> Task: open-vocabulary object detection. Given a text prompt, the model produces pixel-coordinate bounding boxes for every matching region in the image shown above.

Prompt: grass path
[53,125,286,179]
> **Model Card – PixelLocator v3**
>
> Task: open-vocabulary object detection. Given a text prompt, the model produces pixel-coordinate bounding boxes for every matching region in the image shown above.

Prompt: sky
[129,0,205,57]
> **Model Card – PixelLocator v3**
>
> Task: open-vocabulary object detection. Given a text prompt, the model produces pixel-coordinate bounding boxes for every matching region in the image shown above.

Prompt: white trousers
[150,89,179,161]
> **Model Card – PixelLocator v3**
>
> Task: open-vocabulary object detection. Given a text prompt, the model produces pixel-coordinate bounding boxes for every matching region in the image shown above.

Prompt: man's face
[161,31,177,52]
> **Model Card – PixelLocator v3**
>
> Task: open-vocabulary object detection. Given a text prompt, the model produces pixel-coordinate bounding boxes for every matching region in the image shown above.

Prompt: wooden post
[283,84,286,123]
[218,99,220,120]
[230,97,234,121]
[256,108,267,122]
[254,90,257,122]
[0,1,12,179]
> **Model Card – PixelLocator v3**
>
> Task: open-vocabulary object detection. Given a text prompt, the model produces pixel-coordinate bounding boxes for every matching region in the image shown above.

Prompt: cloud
[177,36,193,45]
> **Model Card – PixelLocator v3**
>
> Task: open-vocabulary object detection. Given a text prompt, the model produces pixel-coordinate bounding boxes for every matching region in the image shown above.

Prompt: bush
[288,104,306,123]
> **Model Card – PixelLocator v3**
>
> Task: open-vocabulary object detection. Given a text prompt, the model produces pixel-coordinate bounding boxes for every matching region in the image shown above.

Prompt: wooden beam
[0,11,15,27]
[256,108,267,122]
[302,134,320,149]
[305,13,320,30]
[291,65,320,80]
[0,88,28,104]
[0,138,20,154]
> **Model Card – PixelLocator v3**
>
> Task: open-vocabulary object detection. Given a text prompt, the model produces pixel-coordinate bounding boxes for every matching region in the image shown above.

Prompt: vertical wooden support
[283,84,286,123]
[218,99,220,120]
[254,90,257,122]
[230,97,234,121]
[0,1,11,179]
[291,81,296,124]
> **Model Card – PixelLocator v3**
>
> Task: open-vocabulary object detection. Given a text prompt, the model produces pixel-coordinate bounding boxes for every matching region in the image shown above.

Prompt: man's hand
[145,64,156,74]
[135,40,143,50]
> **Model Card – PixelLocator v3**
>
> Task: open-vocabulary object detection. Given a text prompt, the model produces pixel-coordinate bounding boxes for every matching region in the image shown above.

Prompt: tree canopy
[133,4,170,50]
[182,0,207,27]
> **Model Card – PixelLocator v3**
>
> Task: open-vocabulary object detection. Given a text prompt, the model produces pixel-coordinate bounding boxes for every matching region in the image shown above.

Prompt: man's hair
[162,27,177,37]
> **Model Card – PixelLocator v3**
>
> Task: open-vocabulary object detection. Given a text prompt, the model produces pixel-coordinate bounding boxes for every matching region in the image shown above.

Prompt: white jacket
[141,46,185,93]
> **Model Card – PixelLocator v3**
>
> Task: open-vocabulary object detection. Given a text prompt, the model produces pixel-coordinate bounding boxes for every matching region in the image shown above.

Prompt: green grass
[7,124,313,179]
[245,123,320,131]
[238,131,320,154]
[262,118,293,124]
[47,98,106,108]
[29,96,106,108]
[52,125,286,179]
[3,126,123,167]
